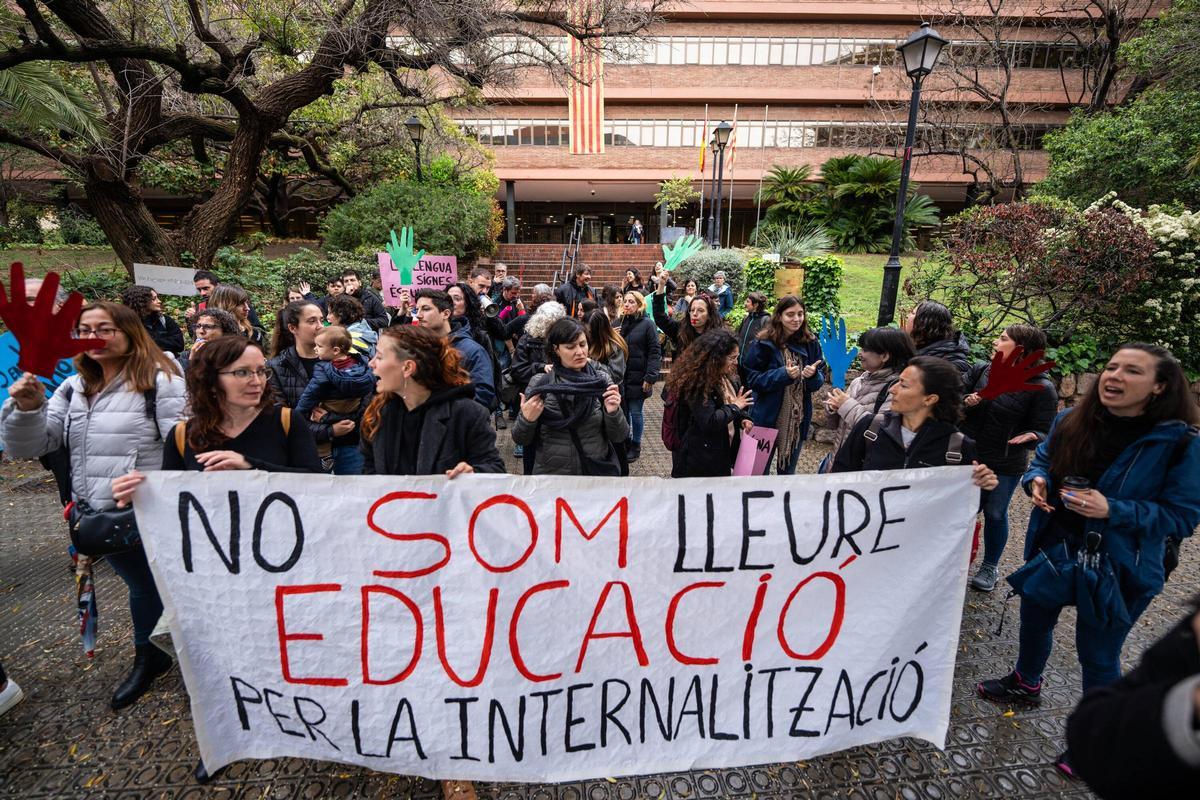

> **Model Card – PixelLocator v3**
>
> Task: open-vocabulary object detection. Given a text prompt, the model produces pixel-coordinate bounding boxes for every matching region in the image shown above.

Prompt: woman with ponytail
[360,326,505,475]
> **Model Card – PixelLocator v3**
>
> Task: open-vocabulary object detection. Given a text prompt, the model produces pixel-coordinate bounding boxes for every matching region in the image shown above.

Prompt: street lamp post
[706,137,719,245]
[876,22,948,327]
[405,115,426,181]
[711,121,733,249]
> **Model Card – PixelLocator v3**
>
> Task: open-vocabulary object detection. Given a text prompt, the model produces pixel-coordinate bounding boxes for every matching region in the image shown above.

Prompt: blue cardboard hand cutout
[818,315,857,390]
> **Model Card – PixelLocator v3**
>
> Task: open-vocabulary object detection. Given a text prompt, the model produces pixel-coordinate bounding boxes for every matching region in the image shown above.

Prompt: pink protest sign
[733,425,778,476]
[377,253,458,306]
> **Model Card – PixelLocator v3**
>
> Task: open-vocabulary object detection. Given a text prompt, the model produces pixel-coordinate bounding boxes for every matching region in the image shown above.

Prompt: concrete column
[505,180,516,244]
[659,201,668,243]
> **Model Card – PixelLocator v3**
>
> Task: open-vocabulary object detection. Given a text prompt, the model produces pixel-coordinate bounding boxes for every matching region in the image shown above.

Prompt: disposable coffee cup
[1062,476,1090,492]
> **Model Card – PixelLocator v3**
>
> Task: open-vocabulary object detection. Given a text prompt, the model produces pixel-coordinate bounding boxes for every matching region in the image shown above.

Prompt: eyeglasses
[218,367,272,381]
[73,326,122,339]
[194,323,220,332]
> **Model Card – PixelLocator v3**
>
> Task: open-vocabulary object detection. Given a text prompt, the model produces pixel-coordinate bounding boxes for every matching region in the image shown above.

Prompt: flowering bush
[1093,193,1200,372]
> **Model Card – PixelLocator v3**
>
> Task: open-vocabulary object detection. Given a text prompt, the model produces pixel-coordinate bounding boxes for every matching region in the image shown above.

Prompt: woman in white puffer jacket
[2,301,185,710]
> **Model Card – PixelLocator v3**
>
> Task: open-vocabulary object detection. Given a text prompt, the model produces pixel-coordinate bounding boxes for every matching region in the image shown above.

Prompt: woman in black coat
[833,355,999,492]
[905,300,971,378]
[961,324,1059,592]
[359,326,504,476]
[617,291,661,461]
[665,329,754,478]
[121,285,184,356]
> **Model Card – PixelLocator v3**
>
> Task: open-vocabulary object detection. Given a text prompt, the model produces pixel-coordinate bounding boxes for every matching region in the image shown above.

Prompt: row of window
[461,119,1057,150]
[387,35,1095,70]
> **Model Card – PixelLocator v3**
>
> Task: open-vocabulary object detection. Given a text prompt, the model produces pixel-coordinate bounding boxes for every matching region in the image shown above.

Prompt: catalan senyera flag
[568,33,605,155]
[698,104,710,172]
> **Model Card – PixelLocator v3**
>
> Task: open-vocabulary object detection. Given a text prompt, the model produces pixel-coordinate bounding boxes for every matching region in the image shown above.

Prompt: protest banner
[133,263,199,296]
[0,330,74,399]
[134,468,978,782]
[377,253,458,305]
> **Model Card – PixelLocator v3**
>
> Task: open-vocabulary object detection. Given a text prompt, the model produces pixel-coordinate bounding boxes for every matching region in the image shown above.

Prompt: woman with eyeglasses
[2,302,185,711]
[178,308,239,373]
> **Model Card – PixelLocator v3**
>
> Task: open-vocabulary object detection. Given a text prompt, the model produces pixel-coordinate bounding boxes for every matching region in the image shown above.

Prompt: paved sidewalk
[1,400,1196,798]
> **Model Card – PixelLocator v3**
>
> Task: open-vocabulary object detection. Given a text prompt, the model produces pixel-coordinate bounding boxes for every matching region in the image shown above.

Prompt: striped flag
[698,104,709,172]
[568,34,605,154]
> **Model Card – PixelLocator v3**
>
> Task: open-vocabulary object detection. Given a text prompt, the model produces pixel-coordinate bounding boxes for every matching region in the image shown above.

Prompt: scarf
[526,363,610,430]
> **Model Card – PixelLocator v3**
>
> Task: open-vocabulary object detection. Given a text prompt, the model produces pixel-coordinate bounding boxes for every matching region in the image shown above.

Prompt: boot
[626,441,641,462]
[111,643,174,710]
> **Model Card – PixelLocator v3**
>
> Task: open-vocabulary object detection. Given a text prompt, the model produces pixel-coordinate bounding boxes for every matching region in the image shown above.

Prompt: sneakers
[0,679,24,718]
[495,414,508,430]
[513,444,524,458]
[977,670,1042,706]
[970,563,1000,592]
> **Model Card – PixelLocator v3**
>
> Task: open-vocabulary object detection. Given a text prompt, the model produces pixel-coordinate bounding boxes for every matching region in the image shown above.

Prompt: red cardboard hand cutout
[0,262,105,378]
[978,346,1056,400]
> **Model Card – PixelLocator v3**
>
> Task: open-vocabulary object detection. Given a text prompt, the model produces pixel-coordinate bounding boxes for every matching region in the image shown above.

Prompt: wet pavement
[2,396,1196,799]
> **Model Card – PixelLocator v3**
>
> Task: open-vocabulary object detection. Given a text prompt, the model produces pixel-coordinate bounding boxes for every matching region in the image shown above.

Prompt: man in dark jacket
[554,264,595,318]
[413,289,496,410]
[340,269,390,330]
[1066,601,1200,797]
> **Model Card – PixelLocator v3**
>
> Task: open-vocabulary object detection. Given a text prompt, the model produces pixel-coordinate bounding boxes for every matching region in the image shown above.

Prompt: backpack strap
[174,422,187,457]
[871,379,898,415]
[863,412,887,442]
[143,385,161,441]
[945,431,965,464]
[281,406,292,436]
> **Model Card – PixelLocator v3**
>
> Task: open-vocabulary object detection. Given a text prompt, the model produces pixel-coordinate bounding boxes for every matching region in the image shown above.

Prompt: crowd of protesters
[0,259,1198,797]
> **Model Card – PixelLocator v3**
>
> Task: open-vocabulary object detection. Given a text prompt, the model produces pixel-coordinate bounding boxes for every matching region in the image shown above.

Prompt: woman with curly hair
[178,308,239,373]
[360,325,505,475]
[121,284,184,356]
[208,283,267,347]
[664,329,755,478]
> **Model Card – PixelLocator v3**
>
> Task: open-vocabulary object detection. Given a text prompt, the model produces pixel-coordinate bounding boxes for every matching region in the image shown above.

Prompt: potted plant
[654,177,701,244]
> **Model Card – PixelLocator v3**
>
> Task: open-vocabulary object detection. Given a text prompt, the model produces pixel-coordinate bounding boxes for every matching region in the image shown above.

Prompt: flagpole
[753,104,769,246]
[725,103,739,248]
[698,104,708,239]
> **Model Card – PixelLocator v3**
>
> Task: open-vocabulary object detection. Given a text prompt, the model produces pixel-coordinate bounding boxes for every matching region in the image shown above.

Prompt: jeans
[1015,596,1133,693]
[332,445,364,475]
[107,546,163,646]
[625,397,645,444]
[772,440,803,475]
[981,473,1022,567]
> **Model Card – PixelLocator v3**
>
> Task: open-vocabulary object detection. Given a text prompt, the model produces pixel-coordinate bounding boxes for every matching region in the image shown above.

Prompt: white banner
[132,263,198,296]
[134,469,978,782]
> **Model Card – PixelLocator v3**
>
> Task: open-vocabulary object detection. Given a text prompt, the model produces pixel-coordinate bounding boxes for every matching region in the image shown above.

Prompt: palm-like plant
[0,62,102,141]
[756,165,817,217]
[754,222,832,260]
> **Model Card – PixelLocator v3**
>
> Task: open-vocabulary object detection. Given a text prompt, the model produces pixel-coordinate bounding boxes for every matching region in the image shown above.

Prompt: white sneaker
[0,679,25,718]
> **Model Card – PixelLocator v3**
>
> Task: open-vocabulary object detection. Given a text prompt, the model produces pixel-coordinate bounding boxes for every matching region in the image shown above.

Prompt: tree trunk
[83,160,180,273]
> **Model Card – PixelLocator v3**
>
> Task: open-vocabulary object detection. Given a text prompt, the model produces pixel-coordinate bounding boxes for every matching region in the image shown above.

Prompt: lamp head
[897,22,948,79]
[404,115,426,144]
[713,121,733,148]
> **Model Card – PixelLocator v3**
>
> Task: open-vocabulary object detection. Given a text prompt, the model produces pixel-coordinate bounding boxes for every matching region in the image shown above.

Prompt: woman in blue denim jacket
[977,343,1200,776]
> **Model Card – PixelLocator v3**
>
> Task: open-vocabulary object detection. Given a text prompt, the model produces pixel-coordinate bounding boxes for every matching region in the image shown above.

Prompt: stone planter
[774,262,805,298]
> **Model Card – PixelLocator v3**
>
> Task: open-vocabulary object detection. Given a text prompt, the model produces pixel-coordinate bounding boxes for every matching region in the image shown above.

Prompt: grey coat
[0,371,186,509]
[511,365,629,475]
[824,367,900,457]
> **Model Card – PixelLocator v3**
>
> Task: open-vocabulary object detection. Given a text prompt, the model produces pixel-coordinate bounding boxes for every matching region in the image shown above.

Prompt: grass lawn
[0,246,124,277]
[836,252,921,333]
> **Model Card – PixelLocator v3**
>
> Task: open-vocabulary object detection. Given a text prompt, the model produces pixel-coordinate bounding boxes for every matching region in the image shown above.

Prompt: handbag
[66,500,141,556]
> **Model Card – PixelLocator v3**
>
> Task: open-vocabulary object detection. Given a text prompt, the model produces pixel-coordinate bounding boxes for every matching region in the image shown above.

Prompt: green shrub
[320,178,499,259]
[60,263,129,301]
[0,200,44,245]
[675,248,745,298]
[742,256,777,302]
[54,206,108,246]
[800,255,844,318]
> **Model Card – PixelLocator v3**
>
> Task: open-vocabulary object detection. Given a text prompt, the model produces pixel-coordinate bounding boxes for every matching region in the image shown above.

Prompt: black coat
[554,280,594,317]
[360,387,505,475]
[672,392,750,478]
[961,362,1057,475]
[917,333,972,378]
[143,313,184,355]
[267,346,333,446]
[352,288,390,330]
[1067,611,1200,798]
[832,412,977,472]
[650,291,683,347]
[511,333,546,392]
[619,314,661,400]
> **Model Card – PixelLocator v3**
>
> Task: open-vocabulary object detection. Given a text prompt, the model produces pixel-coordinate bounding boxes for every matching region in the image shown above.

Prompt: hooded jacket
[707,282,734,317]
[961,361,1057,475]
[554,279,595,318]
[917,333,972,377]
[831,411,978,473]
[351,288,390,330]
[824,367,901,457]
[360,384,505,475]
[449,321,497,410]
[511,364,629,475]
[1021,409,1200,611]
[143,312,185,355]
[294,353,376,416]
[0,371,186,509]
